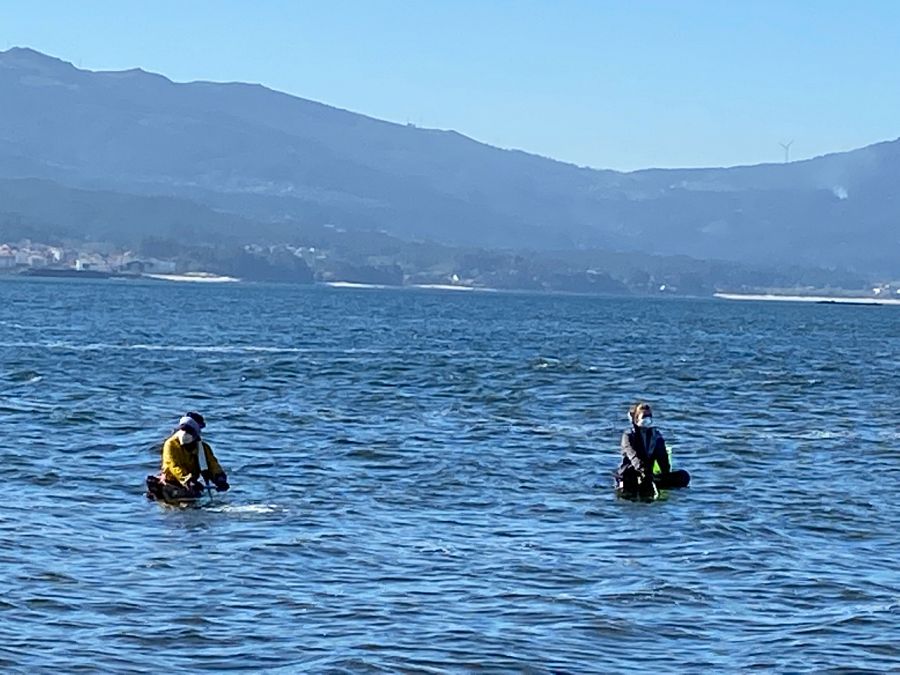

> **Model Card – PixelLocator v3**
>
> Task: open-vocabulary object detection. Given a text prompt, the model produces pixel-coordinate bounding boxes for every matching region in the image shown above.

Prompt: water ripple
[0,280,898,671]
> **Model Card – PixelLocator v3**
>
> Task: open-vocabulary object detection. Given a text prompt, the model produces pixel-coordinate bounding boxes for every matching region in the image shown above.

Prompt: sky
[3,0,899,171]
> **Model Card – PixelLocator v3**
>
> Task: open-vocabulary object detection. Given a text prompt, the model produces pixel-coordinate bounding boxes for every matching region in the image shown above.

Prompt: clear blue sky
[3,0,899,171]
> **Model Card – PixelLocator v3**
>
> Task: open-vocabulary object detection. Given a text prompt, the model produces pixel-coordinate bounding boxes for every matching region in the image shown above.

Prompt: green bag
[652,447,673,476]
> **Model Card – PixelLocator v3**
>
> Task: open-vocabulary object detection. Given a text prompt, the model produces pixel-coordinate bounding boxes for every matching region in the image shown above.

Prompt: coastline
[323,281,390,290]
[2,268,241,283]
[143,272,240,283]
[323,281,492,292]
[715,292,900,306]
[6,271,897,303]
[410,283,485,292]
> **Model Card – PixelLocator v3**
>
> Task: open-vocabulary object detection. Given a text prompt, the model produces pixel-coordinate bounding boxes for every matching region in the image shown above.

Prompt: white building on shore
[0,247,15,269]
[75,255,111,272]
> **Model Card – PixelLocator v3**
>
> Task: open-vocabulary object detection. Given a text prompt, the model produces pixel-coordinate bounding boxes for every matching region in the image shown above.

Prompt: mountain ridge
[1,46,898,274]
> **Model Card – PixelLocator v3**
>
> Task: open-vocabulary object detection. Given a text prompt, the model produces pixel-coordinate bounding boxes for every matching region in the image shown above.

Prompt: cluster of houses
[0,241,177,274]
[0,242,64,269]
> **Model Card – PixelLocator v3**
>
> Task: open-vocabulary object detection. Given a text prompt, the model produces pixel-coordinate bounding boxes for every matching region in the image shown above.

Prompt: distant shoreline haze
[0,47,898,289]
[0,236,876,298]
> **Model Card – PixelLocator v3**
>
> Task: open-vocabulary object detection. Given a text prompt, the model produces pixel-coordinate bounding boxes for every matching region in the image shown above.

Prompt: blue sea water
[0,278,898,673]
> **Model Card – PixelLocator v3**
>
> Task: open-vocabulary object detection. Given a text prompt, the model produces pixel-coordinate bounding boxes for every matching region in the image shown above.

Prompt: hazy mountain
[0,177,275,243]
[1,47,898,274]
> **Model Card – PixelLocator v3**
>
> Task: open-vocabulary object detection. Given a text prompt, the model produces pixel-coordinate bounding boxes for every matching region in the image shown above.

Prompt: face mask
[177,430,196,445]
[637,417,653,428]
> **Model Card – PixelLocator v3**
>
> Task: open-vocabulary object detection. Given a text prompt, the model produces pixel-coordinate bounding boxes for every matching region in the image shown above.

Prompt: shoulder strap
[198,441,209,473]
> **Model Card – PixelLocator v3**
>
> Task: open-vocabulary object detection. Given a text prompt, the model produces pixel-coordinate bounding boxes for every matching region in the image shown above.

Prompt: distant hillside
[0,47,898,274]
[0,177,274,243]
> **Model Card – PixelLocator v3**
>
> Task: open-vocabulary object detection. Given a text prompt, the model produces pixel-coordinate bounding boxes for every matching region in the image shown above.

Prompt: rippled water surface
[1,278,898,673]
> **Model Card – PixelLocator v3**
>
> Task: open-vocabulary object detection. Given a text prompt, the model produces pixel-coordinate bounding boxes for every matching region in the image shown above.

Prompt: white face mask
[637,417,653,428]
[177,430,196,445]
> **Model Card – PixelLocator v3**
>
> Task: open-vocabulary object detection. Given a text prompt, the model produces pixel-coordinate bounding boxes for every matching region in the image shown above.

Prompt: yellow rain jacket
[161,434,225,486]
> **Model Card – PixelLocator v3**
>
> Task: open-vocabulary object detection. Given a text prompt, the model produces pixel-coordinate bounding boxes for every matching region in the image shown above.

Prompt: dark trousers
[616,467,690,499]
[146,474,203,501]
[656,469,690,489]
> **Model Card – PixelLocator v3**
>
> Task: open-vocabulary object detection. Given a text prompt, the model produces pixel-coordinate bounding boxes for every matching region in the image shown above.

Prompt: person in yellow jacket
[146,412,230,501]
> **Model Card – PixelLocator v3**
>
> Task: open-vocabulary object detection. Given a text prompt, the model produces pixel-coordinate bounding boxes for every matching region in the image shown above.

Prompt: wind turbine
[779,140,794,164]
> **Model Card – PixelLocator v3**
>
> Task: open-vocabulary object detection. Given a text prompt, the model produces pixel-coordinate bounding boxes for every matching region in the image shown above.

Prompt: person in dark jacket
[615,401,690,500]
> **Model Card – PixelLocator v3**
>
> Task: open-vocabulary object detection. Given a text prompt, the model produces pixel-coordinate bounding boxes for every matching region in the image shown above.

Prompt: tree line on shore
[135,230,868,295]
[0,203,870,294]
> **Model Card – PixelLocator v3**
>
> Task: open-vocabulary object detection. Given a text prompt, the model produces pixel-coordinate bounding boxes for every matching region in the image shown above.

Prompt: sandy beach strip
[144,273,240,283]
[324,281,490,292]
[715,292,900,305]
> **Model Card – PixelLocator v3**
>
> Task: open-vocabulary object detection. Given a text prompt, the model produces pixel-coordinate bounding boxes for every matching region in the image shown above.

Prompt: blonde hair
[628,401,653,423]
